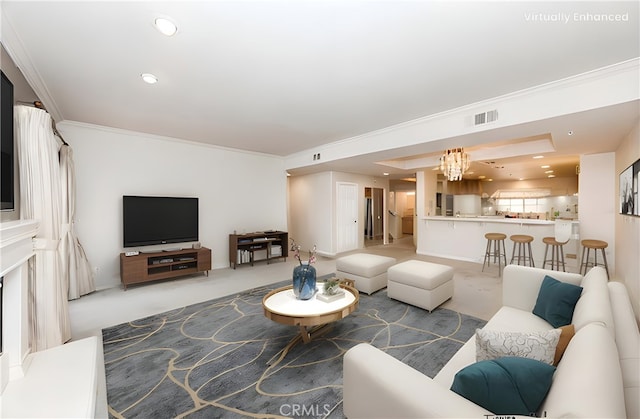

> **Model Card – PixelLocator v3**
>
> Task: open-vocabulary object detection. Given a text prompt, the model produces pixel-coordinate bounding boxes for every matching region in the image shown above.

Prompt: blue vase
[292,263,317,300]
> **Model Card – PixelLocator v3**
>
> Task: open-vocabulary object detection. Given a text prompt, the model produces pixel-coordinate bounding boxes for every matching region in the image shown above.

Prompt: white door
[337,182,359,253]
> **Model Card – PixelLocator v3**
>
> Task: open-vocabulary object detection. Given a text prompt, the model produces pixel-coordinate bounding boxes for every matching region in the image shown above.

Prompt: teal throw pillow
[450,357,556,416]
[532,275,583,327]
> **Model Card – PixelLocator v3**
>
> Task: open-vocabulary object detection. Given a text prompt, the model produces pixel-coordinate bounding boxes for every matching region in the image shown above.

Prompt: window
[496,198,543,214]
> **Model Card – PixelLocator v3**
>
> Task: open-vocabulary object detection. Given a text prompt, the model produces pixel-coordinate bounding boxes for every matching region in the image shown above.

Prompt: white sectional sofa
[344,265,640,418]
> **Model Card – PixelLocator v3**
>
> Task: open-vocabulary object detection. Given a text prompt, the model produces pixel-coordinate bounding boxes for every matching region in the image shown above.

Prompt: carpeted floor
[103,279,486,418]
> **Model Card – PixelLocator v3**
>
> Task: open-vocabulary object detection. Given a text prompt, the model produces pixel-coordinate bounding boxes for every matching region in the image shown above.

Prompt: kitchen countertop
[422,216,578,225]
[417,216,580,266]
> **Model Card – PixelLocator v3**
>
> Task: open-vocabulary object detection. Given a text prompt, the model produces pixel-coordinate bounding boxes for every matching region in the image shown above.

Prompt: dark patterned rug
[102,279,485,418]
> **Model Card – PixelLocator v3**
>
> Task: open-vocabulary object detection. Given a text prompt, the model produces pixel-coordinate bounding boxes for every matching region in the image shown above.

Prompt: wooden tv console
[119,247,211,289]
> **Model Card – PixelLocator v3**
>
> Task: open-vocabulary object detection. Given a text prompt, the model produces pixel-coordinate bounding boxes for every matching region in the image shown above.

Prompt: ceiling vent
[474,109,499,126]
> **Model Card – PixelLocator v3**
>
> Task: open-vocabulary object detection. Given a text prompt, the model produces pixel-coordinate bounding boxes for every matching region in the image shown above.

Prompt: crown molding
[57,120,283,160]
[285,58,639,171]
[1,12,63,121]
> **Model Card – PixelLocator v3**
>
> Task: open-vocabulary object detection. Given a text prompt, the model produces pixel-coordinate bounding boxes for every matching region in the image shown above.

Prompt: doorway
[388,179,417,244]
[364,187,384,245]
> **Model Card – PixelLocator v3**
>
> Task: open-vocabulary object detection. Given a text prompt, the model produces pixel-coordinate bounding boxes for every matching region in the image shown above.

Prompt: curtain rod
[16,100,69,146]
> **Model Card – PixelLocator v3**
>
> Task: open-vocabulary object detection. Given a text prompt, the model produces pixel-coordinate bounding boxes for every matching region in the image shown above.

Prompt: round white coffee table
[263,282,359,362]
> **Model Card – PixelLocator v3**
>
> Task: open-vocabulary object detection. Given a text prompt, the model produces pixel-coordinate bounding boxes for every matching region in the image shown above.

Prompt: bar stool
[580,239,609,279]
[482,233,507,274]
[510,235,535,267]
[543,219,572,272]
[542,237,568,271]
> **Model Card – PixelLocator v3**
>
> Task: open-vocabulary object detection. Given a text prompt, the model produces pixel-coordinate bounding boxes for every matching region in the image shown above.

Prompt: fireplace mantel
[0,219,39,277]
[0,219,38,390]
[0,220,100,417]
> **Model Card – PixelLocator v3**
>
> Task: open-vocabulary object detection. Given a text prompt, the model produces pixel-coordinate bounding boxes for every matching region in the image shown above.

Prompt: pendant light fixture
[440,147,470,181]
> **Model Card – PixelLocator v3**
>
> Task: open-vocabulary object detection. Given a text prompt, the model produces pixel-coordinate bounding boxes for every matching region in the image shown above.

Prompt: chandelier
[440,147,470,181]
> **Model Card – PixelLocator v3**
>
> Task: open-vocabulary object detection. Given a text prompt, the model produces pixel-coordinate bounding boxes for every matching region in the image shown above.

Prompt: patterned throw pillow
[476,328,562,365]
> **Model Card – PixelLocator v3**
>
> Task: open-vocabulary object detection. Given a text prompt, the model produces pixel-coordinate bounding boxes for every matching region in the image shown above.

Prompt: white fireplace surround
[0,220,100,417]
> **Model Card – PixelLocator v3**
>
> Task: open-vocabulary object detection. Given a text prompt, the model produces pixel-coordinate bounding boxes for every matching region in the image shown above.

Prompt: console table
[229,231,288,269]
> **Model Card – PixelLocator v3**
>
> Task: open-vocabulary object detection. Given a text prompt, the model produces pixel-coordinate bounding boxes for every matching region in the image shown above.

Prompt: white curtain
[15,105,70,350]
[60,145,95,299]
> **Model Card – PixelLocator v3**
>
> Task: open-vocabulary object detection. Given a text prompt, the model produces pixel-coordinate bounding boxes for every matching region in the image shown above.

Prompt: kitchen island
[417,216,580,270]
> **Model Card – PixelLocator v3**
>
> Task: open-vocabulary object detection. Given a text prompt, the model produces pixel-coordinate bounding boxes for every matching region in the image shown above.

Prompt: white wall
[615,121,640,322]
[419,170,438,218]
[59,122,288,290]
[388,191,400,239]
[288,171,389,256]
[288,172,332,257]
[579,153,616,275]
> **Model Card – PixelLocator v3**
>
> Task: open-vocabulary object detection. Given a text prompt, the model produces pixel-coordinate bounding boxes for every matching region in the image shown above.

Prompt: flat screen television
[1,71,15,211]
[123,195,199,248]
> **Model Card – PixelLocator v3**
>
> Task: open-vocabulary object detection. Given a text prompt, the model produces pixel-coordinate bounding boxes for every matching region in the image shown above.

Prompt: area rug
[102,279,486,418]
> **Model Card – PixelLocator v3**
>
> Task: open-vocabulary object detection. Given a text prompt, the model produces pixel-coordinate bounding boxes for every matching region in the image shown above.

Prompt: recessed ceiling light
[533,155,544,159]
[383,172,389,176]
[154,17,177,36]
[545,170,554,174]
[568,130,574,136]
[548,174,556,178]
[541,165,550,169]
[478,175,486,179]
[141,73,158,84]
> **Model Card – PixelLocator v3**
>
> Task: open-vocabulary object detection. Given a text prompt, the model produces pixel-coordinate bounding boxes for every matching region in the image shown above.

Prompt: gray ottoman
[336,253,397,294]
[387,260,454,311]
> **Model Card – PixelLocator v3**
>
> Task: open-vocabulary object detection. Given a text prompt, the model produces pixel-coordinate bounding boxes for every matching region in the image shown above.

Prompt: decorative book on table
[317,290,345,302]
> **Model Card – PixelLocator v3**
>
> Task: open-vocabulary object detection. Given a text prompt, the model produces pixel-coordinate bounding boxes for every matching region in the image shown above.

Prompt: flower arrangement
[290,238,317,265]
[289,238,317,300]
